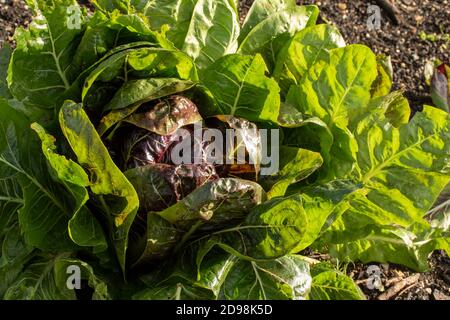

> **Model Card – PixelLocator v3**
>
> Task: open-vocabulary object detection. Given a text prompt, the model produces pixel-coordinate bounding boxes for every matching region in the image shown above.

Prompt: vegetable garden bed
[0,0,449,300]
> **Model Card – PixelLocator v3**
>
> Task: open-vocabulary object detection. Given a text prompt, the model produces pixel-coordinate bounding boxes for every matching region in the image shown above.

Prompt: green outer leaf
[0,177,23,240]
[238,3,319,69]
[8,0,85,109]
[0,224,34,298]
[352,90,410,129]
[195,248,237,296]
[0,44,12,99]
[133,279,211,300]
[54,258,110,300]
[141,0,197,47]
[126,47,198,81]
[371,54,393,99]
[260,146,323,199]
[289,44,378,180]
[291,180,361,252]
[4,254,109,300]
[104,78,195,112]
[201,54,280,122]
[59,101,139,272]
[81,48,134,102]
[182,0,240,69]
[128,213,180,268]
[142,0,239,69]
[222,255,312,300]
[0,100,75,249]
[92,0,148,13]
[3,254,75,300]
[315,107,450,270]
[206,181,358,261]
[309,263,365,300]
[353,106,450,227]
[64,41,156,105]
[296,44,378,129]
[219,194,307,259]
[239,0,297,43]
[273,24,345,95]
[323,223,449,272]
[31,123,107,250]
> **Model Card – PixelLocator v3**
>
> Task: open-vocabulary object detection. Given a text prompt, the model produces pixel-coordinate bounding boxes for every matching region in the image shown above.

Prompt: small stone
[415,15,424,23]
[433,289,450,300]
[394,270,405,277]
[401,62,407,68]
[425,288,432,294]
[337,3,347,11]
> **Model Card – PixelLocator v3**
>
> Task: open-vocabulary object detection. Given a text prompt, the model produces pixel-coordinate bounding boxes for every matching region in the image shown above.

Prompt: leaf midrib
[362,134,436,185]
[328,55,368,127]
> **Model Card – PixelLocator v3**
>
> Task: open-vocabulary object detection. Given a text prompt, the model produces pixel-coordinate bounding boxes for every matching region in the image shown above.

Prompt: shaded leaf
[0,100,77,249]
[0,45,12,99]
[260,146,323,198]
[4,254,109,300]
[157,178,266,230]
[59,101,139,271]
[31,123,107,250]
[128,213,180,267]
[98,79,195,135]
[371,54,393,99]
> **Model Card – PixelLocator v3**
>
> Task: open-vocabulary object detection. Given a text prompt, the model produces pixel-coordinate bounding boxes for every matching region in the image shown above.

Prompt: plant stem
[173,221,203,253]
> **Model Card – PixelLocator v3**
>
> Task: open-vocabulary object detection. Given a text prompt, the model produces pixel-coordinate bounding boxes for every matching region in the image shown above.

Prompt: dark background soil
[0,0,449,300]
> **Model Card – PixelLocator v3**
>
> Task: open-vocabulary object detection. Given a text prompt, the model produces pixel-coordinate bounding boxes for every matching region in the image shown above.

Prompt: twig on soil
[395,283,419,299]
[385,277,403,287]
[376,274,420,300]
[372,0,402,25]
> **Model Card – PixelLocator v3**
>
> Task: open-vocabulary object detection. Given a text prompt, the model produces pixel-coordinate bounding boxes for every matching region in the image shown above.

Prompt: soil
[349,251,450,300]
[0,0,32,48]
[0,0,448,300]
